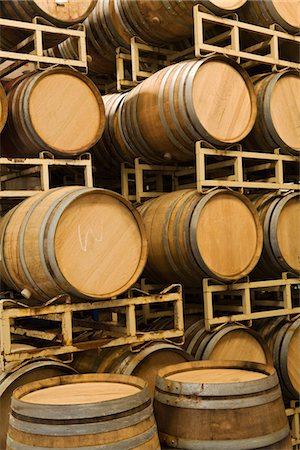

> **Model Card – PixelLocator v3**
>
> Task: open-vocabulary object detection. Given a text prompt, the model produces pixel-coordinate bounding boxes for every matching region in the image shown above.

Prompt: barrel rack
[121,141,300,203]
[202,273,300,331]
[286,401,300,449]
[114,9,300,92]
[0,285,184,370]
[0,16,87,79]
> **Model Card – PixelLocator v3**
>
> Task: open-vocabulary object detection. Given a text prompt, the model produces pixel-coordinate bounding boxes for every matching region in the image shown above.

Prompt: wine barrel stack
[0,1,299,449]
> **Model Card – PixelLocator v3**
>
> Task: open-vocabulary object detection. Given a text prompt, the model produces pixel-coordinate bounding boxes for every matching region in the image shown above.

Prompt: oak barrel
[257,316,300,401]
[0,186,148,301]
[184,321,273,364]
[240,0,300,35]
[2,68,105,158]
[0,82,8,134]
[251,192,300,278]
[138,189,263,285]
[0,354,75,449]
[117,56,256,163]
[0,0,97,49]
[7,373,160,449]
[73,342,193,397]
[245,70,300,155]
[154,361,291,449]
[49,0,247,75]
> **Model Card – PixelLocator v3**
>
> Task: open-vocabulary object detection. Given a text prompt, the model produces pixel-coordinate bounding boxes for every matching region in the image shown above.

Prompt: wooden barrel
[0,81,8,134]
[118,56,257,163]
[240,1,300,35]
[73,342,193,397]
[184,321,272,364]
[2,68,105,158]
[0,355,75,450]
[251,192,300,278]
[257,316,300,401]
[154,361,291,449]
[245,70,300,156]
[0,186,148,301]
[7,373,160,449]
[92,93,134,172]
[138,189,263,285]
[49,1,247,75]
[0,0,97,49]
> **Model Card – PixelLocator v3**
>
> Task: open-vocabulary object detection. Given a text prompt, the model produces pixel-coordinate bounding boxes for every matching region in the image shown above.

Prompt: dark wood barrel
[47,1,247,75]
[154,361,291,449]
[0,186,148,302]
[245,70,300,156]
[118,56,257,163]
[2,68,105,158]
[0,354,75,450]
[0,0,97,49]
[0,82,8,134]
[7,373,160,449]
[240,1,300,35]
[257,316,300,401]
[92,93,134,172]
[73,342,193,397]
[184,321,272,364]
[138,189,263,285]
[251,192,300,278]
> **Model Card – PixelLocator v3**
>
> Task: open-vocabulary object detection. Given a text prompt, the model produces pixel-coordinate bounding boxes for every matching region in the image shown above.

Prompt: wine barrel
[154,361,291,449]
[7,373,160,449]
[245,70,300,155]
[138,189,263,285]
[184,321,272,364]
[257,316,300,401]
[2,68,105,158]
[0,354,75,450]
[0,82,8,134]
[73,342,193,397]
[92,93,134,172]
[118,56,256,163]
[0,186,148,302]
[240,1,300,35]
[49,0,247,75]
[0,0,97,49]
[251,192,300,278]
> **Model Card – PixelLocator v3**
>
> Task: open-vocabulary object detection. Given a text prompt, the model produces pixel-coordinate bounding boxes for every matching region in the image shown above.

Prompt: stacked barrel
[0,1,299,449]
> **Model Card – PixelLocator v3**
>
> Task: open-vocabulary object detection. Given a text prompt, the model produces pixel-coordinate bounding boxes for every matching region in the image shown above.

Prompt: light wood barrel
[240,0,300,35]
[184,321,272,364]
[138,189,263,285]
[0,0,97,49]
[245,70,300,155]
[0,186,148,301]
[119,56,256,163]
[0,355,75,450]
[92,93,134,172]
[7,373,160,449]
[2,68,105,158]
[154,361,291,449]
[73,342,193,397]
[257,316,300,401]
[0,82,8,134]
[251,192,300,278]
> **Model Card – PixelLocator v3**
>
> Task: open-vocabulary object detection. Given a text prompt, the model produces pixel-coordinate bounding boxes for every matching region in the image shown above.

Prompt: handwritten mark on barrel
[78,223,104,252]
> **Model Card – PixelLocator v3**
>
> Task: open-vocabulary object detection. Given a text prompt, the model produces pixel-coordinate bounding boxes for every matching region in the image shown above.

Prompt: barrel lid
[167,368,267,383]
[269,72,300,152]
[209,0,247,10]
[28,69,105,155]
[21,382,140,405]
[48,188,147,298]
[272,0,300,30]
[190,190,262,280]
[191,58,255,144]
[33,0,96,24]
